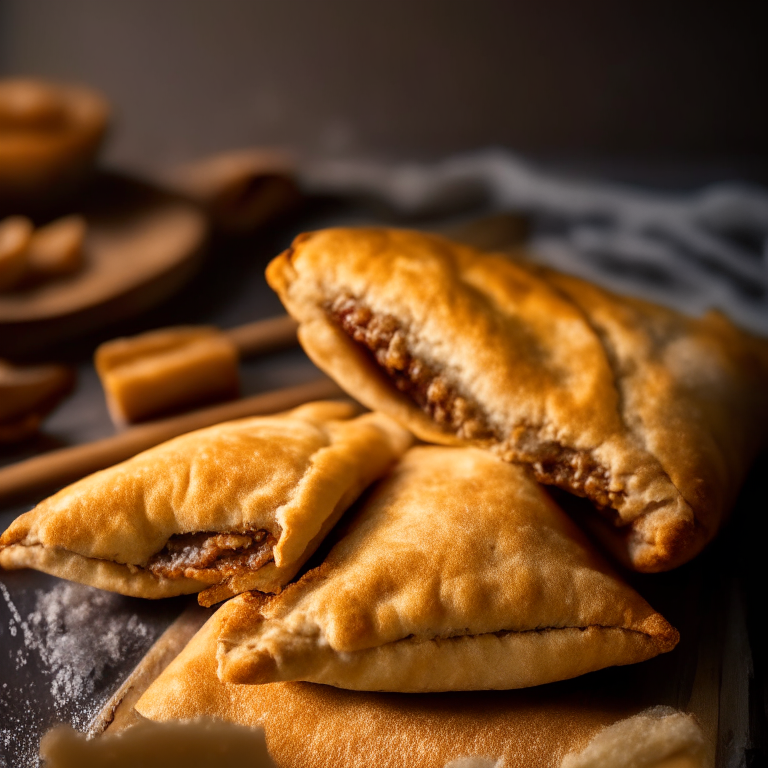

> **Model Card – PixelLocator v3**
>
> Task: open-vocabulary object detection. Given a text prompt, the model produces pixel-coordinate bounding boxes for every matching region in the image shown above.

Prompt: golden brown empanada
[267,227,768,571]
[217,447,677,691]
[136,604,653,768]
[0,401,412,605]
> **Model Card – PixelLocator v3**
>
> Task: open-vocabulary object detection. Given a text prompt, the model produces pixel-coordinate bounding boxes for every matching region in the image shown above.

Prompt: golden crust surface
[0,544,205,598]
[0,401,412,600]
[267,227,768,571]
[217,447,677,691]
[136,607,649,768]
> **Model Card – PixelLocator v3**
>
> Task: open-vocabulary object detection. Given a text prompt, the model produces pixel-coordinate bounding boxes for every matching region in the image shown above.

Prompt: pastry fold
[266,227,768,571]
[136,605,650,768]
[0,401,412,604]
[217,447,678,691]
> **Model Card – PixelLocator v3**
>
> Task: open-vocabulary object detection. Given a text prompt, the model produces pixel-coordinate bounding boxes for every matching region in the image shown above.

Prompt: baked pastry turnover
[0,401,412,605]
[137,599,653,768]
[267,227,768,571]
[217,447,678,691]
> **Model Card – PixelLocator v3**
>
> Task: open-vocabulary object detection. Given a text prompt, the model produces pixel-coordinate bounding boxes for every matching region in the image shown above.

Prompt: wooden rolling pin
[0,377,344,507]
[225,313,299,357]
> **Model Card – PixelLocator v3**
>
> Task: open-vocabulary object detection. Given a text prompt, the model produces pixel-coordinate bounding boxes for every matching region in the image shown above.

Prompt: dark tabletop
[0,185,765,768]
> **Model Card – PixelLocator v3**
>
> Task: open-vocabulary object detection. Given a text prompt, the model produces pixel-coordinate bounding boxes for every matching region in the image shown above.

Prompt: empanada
[267,227,768,571]
[217,447,678,691]
[136,604,652,768]
[0,401,412,605]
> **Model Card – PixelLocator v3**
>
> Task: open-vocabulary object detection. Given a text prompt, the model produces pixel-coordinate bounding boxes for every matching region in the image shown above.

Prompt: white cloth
[302,150,768,336]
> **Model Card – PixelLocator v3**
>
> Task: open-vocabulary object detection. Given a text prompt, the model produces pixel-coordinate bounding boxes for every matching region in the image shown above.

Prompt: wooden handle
[0,377,344,507]
[225,314,299,358]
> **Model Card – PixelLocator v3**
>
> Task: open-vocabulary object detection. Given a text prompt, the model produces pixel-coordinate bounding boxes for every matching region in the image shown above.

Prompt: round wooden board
[0,172,208,356]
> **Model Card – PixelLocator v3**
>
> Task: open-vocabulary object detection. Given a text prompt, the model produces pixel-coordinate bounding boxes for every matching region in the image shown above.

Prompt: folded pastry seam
[215,446,679,692]
[217,619,679,692]
[218,610,679,672]
[267,227,768,572]
[0,401,413,603]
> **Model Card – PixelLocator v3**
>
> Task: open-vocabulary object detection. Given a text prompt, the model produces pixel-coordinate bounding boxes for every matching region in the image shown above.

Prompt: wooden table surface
[0,191,765,768]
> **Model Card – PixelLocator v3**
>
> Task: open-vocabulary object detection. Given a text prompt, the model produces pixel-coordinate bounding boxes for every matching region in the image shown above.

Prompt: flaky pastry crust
[267,227,768,571]
[217,447,677,691]
[137,605,652,768]
[0,401,412,603]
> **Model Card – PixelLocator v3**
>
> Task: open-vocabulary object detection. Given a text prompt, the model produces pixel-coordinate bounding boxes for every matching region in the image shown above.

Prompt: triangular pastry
[0,401,412,605]
[267,227,768,571]
[217,447,678,691]
[136,605,652,768]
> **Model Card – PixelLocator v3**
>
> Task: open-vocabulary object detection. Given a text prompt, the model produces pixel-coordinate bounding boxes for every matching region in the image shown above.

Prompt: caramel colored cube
[95,327,240,424]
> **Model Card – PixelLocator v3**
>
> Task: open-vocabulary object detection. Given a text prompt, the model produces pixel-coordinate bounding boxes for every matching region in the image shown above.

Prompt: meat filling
[147,530,276,582]
[329,294,494,441]
[328,294,623,511]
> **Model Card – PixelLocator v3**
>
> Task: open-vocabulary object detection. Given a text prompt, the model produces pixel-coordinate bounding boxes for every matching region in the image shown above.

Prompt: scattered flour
[26,583,149,712]
[1,580,153,766]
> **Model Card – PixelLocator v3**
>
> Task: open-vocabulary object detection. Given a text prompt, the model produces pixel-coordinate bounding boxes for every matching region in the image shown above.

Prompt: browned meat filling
[147,530,277,581]
[501,426,621,509]
[328,294,623,511]
[329,294,495,441]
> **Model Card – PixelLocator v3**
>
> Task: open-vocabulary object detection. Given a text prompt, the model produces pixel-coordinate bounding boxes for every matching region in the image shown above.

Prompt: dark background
[1,0,766,175]
[1,4,767,766]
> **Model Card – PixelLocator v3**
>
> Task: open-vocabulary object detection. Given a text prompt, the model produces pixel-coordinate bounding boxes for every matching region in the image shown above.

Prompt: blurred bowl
[0,78,110,216]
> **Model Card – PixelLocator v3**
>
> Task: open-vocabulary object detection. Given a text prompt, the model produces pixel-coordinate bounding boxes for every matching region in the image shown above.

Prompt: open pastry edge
[0,544,206,599]
[0,400,413,603]
[0,524,339,604]
[290,312,700,574]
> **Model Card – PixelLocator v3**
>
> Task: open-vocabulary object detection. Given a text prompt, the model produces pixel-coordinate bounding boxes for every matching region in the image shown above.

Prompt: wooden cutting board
[0,171,208,357]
